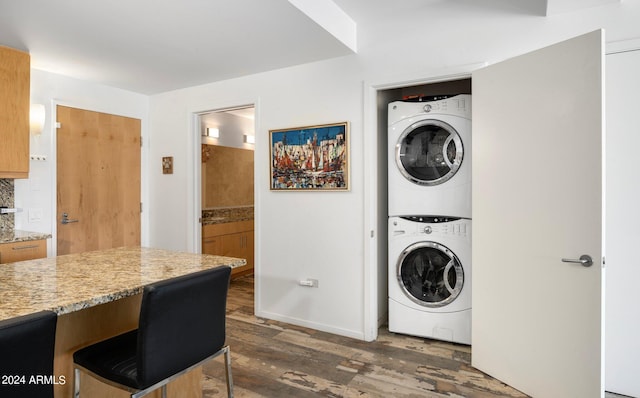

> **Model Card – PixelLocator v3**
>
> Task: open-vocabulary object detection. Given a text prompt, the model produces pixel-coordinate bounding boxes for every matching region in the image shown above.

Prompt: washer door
[395,119,463,186]
[397,241,464,308]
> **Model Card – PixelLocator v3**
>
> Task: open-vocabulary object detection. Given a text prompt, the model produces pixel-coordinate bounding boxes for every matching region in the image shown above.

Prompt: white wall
[145,2,640,341]
[149,57,365,337]
[15,69,149,256]
[201,111,255,150]
[605,47,640,397]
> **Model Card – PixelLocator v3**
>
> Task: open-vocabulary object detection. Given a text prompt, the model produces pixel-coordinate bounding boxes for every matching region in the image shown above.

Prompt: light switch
[29,208,43,223]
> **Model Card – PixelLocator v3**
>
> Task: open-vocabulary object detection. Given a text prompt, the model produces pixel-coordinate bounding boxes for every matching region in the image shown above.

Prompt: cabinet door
[0,240,47,264]
[202,236,223,255]
[221,232,254,276]
[221,232,244,259]
[0,46,30,178]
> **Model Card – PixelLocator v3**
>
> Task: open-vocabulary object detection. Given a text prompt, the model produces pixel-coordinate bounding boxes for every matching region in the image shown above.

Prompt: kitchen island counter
[0,246,245,320]
[0,246,245,398]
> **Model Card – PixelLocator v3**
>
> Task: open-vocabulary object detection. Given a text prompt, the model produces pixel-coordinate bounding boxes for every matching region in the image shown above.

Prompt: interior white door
[471,30,604,398]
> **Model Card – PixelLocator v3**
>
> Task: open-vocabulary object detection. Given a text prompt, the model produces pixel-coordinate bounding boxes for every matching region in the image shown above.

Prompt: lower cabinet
[202,220,254,278]
[0,239,47,264]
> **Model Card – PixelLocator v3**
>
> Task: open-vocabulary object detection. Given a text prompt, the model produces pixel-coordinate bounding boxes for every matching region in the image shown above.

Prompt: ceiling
[0,0,618,95]
[0,0,356,95]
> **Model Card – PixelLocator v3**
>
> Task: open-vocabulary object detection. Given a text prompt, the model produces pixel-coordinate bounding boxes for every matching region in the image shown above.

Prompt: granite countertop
[202,206,254,225]
[0,246,245,320]
[0,229,52,244]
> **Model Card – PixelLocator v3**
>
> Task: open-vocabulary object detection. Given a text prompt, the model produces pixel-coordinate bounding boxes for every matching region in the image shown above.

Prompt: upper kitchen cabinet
[0,45,30,179]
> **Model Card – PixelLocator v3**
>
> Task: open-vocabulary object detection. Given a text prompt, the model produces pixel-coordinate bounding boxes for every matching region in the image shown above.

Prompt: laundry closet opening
[199,105,255,280]
[377,78,472,344]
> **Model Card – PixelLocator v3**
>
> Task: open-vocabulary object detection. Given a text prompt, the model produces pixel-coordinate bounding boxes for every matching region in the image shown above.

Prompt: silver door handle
[562,255,593,267]
[61,213,79,225]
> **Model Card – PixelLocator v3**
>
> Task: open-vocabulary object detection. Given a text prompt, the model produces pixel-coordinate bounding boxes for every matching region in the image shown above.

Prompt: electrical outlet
[298,279,319,288]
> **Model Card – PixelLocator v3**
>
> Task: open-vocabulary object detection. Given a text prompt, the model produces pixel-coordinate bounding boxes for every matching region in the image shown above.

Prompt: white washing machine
[388,215,471,345]
[388,94,472,218]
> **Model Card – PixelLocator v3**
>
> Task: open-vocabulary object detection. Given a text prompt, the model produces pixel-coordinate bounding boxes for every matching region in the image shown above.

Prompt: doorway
[199,105,255,280]
[370,78,472,337]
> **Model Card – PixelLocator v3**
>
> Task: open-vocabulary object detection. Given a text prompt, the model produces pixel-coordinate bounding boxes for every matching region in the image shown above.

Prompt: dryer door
[397,241,464,307]
[395,120,463,186]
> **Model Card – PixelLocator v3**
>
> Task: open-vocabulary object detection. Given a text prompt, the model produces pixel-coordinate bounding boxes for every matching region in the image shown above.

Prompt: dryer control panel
[388,94,472,123]
[391,216,470,238]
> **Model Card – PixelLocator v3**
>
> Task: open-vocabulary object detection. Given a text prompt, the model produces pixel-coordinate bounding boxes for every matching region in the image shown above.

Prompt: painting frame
[269,121,350,191]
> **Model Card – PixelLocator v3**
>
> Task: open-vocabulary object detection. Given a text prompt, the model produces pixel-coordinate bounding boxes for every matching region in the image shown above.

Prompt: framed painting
[270,122,349,191]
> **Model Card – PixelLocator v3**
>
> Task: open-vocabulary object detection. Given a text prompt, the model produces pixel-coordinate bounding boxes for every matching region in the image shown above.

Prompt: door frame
[604,36,640,396]
[49,100,149,257]
[187,99,259,254]
[362,63,485,341]
[187,98,260,313]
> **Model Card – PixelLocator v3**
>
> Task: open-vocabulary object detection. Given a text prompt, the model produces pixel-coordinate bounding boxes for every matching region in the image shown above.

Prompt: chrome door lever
[61,213,79,225]
[561,255,593,267]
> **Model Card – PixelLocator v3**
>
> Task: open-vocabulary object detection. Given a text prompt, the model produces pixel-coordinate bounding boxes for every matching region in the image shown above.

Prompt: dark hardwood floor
[202,275,530,397]
[203,276,628,397]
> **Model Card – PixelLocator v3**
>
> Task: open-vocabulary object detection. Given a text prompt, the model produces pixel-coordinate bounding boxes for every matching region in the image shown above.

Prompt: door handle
[61,213,79,225]
[561,255,593,267]
[12,244,40,250]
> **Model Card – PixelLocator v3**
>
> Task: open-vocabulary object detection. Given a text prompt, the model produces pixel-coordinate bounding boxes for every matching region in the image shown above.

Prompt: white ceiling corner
[545,0,621,15]
[288,0,358,52]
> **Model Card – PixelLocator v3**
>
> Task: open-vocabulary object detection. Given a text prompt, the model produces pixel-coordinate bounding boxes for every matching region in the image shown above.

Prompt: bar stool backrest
[0,310,57,398]
[136,266,231,387]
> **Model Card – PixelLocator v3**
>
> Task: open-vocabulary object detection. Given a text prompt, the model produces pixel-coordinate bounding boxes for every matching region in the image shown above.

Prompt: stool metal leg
[223,346,234,398]
[74,367,81,398]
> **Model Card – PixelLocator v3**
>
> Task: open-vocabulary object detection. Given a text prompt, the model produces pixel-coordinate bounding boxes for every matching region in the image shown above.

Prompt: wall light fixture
[244,134,255,144]
[205,127,219,138]
[30,104,45,136]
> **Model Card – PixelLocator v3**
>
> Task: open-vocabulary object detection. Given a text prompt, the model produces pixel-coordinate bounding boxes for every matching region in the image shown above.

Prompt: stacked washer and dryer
[388,94,472,345]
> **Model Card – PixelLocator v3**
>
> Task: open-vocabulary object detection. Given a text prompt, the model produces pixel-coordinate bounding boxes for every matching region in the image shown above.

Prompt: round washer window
[397,241,464,308]
[395,120,463,186]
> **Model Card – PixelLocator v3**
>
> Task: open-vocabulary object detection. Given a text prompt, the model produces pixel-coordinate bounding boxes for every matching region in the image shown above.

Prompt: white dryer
[388,215,471,345]
[388,95,472,218]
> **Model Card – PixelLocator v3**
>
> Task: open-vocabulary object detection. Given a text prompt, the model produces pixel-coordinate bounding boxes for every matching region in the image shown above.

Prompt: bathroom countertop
[202,206,254,225]
[202,214,254,225]
[0,246,245,320]
[0,229,52,244]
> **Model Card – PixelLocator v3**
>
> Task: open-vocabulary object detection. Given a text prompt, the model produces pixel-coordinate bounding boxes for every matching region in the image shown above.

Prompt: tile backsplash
[0,179,15,231]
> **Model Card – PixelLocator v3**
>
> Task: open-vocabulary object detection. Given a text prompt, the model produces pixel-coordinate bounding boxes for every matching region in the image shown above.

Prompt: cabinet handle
[12,244,40,250]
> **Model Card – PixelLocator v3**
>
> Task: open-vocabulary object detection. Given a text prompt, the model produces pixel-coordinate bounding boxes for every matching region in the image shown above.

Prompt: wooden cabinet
[202,220,254,278]
[0,46,30,179]
[202,235,222,256]
[0,239,46,264]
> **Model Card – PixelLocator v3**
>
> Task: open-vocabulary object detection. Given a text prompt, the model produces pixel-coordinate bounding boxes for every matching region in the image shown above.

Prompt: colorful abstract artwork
[270,122,349,191]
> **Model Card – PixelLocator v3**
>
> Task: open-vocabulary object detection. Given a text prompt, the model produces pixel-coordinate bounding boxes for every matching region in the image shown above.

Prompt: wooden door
[472,30,604,397]
[57,106,141,255]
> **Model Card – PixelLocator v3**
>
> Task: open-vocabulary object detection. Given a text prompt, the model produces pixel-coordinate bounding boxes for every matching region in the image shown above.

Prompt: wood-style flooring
[202,276,627,398]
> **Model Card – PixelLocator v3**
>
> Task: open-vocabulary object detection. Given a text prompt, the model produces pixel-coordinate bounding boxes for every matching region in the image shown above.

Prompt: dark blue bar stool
[73,266,233,398]
[0,310,58,398]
